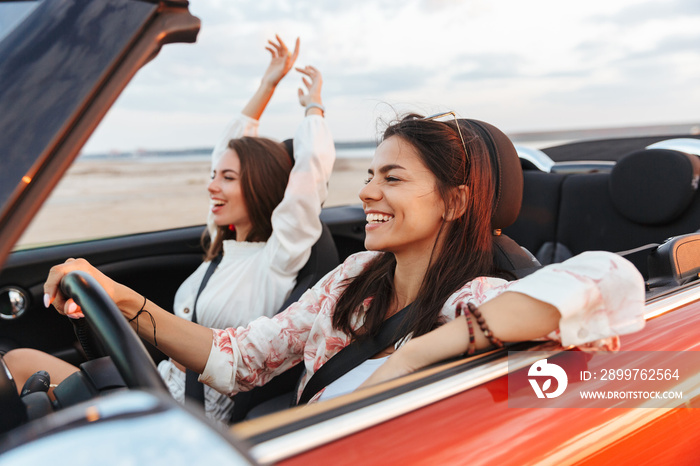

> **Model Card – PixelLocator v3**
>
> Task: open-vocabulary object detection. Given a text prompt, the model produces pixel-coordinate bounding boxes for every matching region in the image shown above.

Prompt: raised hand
[295,65,323,111]
[262,35,300,88]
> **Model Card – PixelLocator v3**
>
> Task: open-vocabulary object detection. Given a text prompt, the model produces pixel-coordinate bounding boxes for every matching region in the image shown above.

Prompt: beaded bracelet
[464,313,477,355]
[466,302,504,349]
[457,303,476,355]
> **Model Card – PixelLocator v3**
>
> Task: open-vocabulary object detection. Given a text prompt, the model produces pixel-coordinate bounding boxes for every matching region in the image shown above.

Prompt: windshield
[0,1,40,43]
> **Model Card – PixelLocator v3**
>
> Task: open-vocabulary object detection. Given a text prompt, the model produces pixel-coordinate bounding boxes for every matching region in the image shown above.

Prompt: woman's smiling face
[208,148,252,240]
[360,136,446,256]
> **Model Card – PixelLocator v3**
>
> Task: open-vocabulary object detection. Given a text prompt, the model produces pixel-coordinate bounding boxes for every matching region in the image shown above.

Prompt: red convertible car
[1,1,699,464]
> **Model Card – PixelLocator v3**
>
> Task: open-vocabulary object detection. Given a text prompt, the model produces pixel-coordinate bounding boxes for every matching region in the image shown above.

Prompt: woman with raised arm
[40,113,644,406]
[5,35,335,422]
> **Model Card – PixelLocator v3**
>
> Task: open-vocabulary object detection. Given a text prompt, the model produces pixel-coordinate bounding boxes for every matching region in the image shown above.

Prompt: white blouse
[158,113,336,423]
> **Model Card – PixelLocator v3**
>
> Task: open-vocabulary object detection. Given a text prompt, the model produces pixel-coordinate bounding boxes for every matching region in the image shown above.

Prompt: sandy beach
[17,157,371,247]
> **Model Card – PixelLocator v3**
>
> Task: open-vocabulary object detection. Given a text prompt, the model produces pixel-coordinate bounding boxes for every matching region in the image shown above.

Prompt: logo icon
[528,358,568,398]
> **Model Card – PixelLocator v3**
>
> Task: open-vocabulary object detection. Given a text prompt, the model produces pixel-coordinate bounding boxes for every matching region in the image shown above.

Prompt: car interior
[2,130,700,435]
[508,145,700,271]
[506,139,700,291]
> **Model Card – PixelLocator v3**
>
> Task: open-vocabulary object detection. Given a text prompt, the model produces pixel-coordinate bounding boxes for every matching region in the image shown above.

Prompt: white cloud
[82,0,700,152]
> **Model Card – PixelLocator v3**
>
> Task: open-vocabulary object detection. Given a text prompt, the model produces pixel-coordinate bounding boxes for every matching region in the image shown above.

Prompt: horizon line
[82,121,700,156]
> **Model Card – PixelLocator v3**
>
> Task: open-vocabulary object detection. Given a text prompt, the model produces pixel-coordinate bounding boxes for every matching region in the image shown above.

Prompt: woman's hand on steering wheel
[44,258,121,318]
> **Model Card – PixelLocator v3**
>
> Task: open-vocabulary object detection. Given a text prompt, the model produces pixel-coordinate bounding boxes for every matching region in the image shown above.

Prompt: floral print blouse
[200,250,646,403]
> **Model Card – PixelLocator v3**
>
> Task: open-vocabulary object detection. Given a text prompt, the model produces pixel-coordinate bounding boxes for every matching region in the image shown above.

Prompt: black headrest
[282,138,295,163]
[460,119,523,230]
[609,149,700,225]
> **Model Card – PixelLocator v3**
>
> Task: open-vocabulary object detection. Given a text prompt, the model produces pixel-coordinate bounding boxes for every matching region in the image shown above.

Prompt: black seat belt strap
[185,253,222,404]
[615,243,660,257]
[297,303,413,405]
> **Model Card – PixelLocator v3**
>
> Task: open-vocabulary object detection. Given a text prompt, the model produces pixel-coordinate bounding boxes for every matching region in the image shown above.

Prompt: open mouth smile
[211,199,226,212]
[366,213,393,224]
[365,212,394,231]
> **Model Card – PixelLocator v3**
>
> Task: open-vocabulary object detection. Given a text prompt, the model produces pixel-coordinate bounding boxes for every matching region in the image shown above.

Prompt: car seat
[530,148,700,277]
[461,119,541,278]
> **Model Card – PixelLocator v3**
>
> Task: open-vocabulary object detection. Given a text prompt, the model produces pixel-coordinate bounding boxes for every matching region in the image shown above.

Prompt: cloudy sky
[83,0,700,153]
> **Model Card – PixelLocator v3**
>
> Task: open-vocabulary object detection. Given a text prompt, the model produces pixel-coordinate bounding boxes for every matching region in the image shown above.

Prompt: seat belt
[615,243,660,257]
[185,253,223,404]
[297,303,413,405]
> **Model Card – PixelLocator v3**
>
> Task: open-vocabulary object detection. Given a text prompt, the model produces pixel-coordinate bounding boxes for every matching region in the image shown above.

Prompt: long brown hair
[203,137,292,260]
[332,114,496,340]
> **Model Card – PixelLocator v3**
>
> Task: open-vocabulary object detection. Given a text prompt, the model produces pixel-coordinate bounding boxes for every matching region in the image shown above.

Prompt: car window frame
[0,0,200,269]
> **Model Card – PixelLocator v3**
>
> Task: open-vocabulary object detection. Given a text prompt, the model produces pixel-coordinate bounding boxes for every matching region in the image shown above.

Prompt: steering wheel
[60,271,166,390]
[0,272,165,435]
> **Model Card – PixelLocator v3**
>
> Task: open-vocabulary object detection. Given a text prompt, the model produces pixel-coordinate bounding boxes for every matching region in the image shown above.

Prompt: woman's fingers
[43,258,101,315]
[295,65,312,77]
[262,35,300,87]
[44,262,69,309]
[268,35,297,60]
[295,66,322,87]
[267,37,285,55]
[64,299,84,319]
[290,37,300,61]
[296,65,320,75]
[295,65,323,109]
